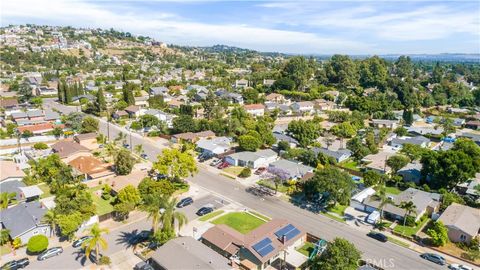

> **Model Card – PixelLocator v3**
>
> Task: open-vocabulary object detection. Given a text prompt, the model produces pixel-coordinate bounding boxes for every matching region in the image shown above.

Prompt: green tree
[81,116,99,134]
[347,137,370,161]
[427,221,449,246]
[122,83,135,105]
[238,134,262,151]
[304,167,354,205]
[363,170,382,187]
[159,197,188,235]
[325,54,359,89]
[239,167,252,178]
[172,115,197,133]
[286,119,322,147]
[281,56,311,90]
[0,229,10,245]
[386,155,410,177]
[95,88,107,112]
[153,148,197,180]
[114,149,134,175]
[42,210,58,238]
[33,142,48,150]
[331,122,356,148]
[0,192,15,209]
[439,189,465,211]
[27,235,49,253]
[114,185,141,219]
[394,127,408,137]
[17,81,32,103]
[312,238,361,270]
[22,130,33,139]
[138,178,175,200]
[140,194,165,234]
[402,109,414,126]
[399,201,417,228]
[82,223,109,264]
[57,212,87,240]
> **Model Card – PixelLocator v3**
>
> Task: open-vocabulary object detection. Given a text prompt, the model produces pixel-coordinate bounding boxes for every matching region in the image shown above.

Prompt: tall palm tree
[0,192,15,209]
[140,195,165,234]
[104,143,117,161]
[42,210,58,238]
[160,197,188,234]
[400,201,417,228]
[376,185,393,224]
[82,223,109,264]
[134,144,144,156]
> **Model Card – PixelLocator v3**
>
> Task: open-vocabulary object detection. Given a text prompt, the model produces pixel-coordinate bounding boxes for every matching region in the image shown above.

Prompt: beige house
[438,203,480,244]
[68,156,114,180]
[74,133,98,150]
[265,93,287,104]
[0,160,26,182]
[51,140,92,163]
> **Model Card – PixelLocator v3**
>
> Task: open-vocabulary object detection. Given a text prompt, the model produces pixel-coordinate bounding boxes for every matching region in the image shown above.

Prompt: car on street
[196,206,214,216]
[217,162,230,169]
[420,253,446,265]
[72,235,93,248]
[367,231,388,242]
[449,264,473,270]
[37,247,63,261]
[123,143,130,149]
[1,258,29,270]
[140,153,148,159]
[254,167,266,175]
[131,230,151,244]
[210,159,221,167]
[176,197,194,208]
[134,261,155,270]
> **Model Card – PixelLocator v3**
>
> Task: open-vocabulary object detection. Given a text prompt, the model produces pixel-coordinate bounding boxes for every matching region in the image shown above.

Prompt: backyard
[296,242,315,257]
[211,212,266,234]
[385,185,403,195]
[38,183,52,199]
[89,186,115,216]
[339,159,360,171]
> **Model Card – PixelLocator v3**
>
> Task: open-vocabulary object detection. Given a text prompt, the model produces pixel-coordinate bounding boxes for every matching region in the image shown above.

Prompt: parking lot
[177,194,228,221]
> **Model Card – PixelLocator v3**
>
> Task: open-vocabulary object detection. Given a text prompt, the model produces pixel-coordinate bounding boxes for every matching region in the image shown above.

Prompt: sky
[2,0,480,55]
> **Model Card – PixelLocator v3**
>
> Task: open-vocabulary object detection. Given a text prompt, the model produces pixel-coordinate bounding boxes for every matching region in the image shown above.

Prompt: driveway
[177,194,227,221]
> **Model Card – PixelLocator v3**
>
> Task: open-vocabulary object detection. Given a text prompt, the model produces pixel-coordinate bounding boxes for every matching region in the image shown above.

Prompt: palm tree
[0,229,10,245]
[0,192,15,209]
[400,201,417,228]
[160,197,188,234]
[115,132,127,146]
[134,144,144,156]
[104,143,117,161]
[140,195,165,234]
[82,223,109,264]
[376,185,393,225]
[42,210,58,238]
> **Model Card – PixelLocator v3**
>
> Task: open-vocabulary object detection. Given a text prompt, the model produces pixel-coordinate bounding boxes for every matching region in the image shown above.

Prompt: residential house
[51,140,91,162]
[362,151,395,174]
[291,101,314,114]
[0,160,26,182]
[390,136,431,149]
[141,109,176,128]
[456,173,480,199]
[68,156,114,180]
[273,132,299,148]
[452,118,466,127]
[112,110,129,119]
[438,203,480,244]
[73,132,98,150]
[109,170,149,195]
[225,149,278,169]
[323,90,340,101]
[17,122,63,135]
[350,187,376,211]
[235,79,249,89]
[196,137,232,157]
[134,96,149,107]
[171,130,216,143]
[202,219,307,270]
[150,236,231,270]
[265,93,287,104]
[371,119,400,129]
[313,99,336,111]
[125,105,141,118]
[394,188,441,220]
[0,180,39,203]
[406,127,443,137]
[465,121,480,130]
[35,86,57,96]
[312,147,352,163]
[268,159,314,180]
[459,132,480,146]
[397,162,422,184]
[0,99,19,110]
[149,86,169,96]
[0,201,50,244]
[44,110,61,123]
[215,89,244,105]
[244,104,265,117]
[263,79,275,87]
[17,186,44,202]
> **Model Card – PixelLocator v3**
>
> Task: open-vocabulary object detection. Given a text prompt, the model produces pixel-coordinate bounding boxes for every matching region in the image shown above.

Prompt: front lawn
[89,187,114,216]
[393,217,430,237]
[223,166,244,176]
[296,242,315,257]
[199,210,224,222]
[328,204,347,216]
[437,242,480,264]
[211,212,266,234]
[257,179,289,193]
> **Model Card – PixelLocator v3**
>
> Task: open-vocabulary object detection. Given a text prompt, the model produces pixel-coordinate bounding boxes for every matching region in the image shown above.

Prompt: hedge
[27,235,48,253]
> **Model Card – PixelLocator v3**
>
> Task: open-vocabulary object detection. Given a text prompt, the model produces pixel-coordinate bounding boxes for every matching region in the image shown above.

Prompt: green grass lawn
[393,217,430,237]
[328,204,347,216]
[385,186,402,195]
[173,182,190,195]
[211,212,266,234]
[296,242,315,257]
[321,212,346,223]
[387,237,410,248]
[223,166,244,176]
[340,160,360,171]
[89,187,114,216]
[257,179,289,193]
[199,210,225,221]
[38,183,52,199]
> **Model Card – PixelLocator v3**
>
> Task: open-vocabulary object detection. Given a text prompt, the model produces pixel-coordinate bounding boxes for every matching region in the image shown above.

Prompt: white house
[243,104,265,117]
[196,137,232,156]
[36,86,57,96]
[268,159,314,180]
[291,101,314,114]
[225,149,278,169]
[235,79,249,88]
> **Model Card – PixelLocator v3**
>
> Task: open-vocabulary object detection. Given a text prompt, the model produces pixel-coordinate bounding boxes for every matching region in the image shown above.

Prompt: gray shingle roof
[0,201,47,238]
[0,180,26,201]
[312,147,352,161]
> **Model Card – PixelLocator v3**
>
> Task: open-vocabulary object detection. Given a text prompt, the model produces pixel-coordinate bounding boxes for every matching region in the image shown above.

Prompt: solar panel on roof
[252,237,272,253]
[284,227,300,241]
[274,224,295,238]
[257,244,275,257]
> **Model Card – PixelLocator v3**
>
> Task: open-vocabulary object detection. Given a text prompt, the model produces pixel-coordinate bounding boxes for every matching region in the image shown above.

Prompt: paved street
[41,100,457,270]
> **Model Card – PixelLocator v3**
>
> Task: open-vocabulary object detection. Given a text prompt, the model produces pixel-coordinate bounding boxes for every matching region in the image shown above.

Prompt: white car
[448,264,473,270]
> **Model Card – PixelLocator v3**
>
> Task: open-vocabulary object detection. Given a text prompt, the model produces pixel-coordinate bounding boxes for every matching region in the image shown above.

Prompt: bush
[239,167,252,178]
[405,216,416,227]
[102,184,112,200]
[27,235,48,253]
[33,142,48,150]
[98,255,111,265]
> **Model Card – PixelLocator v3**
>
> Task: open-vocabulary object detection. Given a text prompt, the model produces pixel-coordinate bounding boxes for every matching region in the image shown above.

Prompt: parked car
[123,143,130,149]
[449,264,473,270]
[367,231,388,242]
[131,230,151,244]
[196,207,214,216]
[1,258,29,270]
[140,153,148,159]
[217,162,230,169]
[254,167,266,175]
[37,247,63,261]
[420,253,446,265]
[134,261,154,270]
[72,236,93,248]
[210,159,221,167]
[176,197,194,208]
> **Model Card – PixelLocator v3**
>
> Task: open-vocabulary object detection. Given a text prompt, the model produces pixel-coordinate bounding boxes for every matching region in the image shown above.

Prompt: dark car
[131,230,151,244]
[367,231,388,242]
[176,197,193,208]
[420,253,446,265]
[196,207,214,216]
[123,143,130,149]
[37,247,63,261]
[140,153,148,159]
[133,261,155,270]
[72,236,93,248]
[1,258,29,270]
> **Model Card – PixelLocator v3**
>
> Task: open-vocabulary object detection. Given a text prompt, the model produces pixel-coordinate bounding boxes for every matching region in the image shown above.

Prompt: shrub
[27,235,48,253]
[239,167,252,178]
[405,216,416,227]
[33,142,48,150]
[102,184,112,200]
[99,256,111,265]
